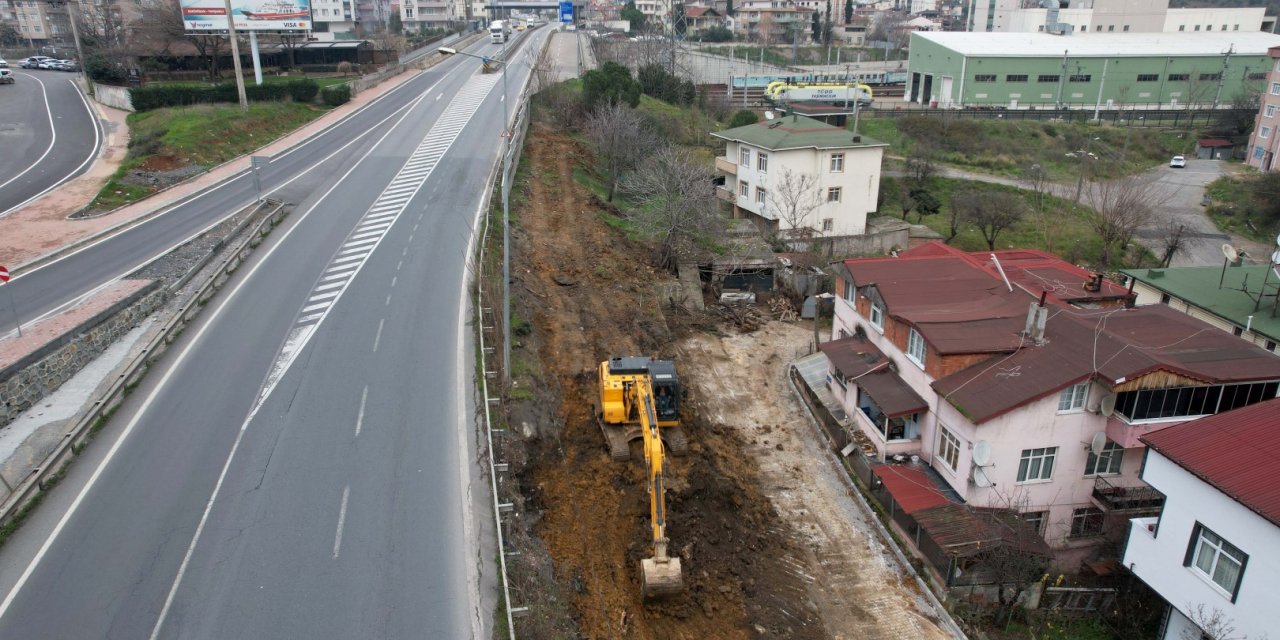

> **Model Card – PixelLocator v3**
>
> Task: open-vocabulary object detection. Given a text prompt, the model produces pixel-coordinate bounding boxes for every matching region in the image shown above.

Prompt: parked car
[37,59,59,69]
[0,69,14,84]
[0,58,8,68]
[52,60,78,71]
[20,56,51,69]
[1169,155,1186,168]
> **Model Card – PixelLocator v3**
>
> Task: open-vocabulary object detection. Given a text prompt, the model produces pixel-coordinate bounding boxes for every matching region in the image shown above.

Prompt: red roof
[685,6,718,17]
[1142,398,1280,528]
[873,465,951,514]
[1197,138,1234,148]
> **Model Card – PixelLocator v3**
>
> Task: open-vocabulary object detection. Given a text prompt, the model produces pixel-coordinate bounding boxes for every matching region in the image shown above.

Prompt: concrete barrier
[92,82,134,112]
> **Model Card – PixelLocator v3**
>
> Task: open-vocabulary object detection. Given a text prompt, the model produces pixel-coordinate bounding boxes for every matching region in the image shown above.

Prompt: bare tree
[584,102,655,203]
[947,189,981,243]
[1085,175,1166,267]
[905,147,939,187]
[1182,604,1269,640]
[1020,163,1055,252]
[960,191,1026,250]
[897,179,916,220]
[767,168,824,241]
[622,145,724,272]
[133,0,226,80]
[1160,221,1186,268]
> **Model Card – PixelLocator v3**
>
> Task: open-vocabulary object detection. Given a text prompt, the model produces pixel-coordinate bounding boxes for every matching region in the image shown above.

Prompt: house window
[1085,442,1124,476]
[1169,73,1189,81]
[1137,74,1158,82]
[1037,74,1059,83]
[739,146,751,165]
[822,218,833,232]
[1017,447,1056,482]
[1057,382,1089,412]
[739,180,749,198]
[1194,24,1200,31]
[1266,340,1276,352]
[974,74,996,82]
[1160,293,1171,304]
[1178,24,1185,31]
[1022,511,1048,535]
[1233,326,1244,336]
[1069,74,1091,82]
[1123,24,1130,31]
[1248,72,1267,81]
[1200,73,1222,82]
[757,152,768,172]
[830,153,844,172]
[1262,126,1272,140]
[1266,105,1277,118]
[1113,381,1280,422]
[827,187,842,202]
[1070,507,1106,537]
[938,427,960,471]
[906,328,926,367]
[868,302,883,330]
[755,186,766,203]
[1255,146,1266,159]
[1006,74,1028,82]
[1107,25,1114,31]
[1187,524,1247,598]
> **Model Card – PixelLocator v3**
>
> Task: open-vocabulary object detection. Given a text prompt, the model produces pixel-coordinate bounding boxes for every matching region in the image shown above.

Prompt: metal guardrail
[0,199,287,528]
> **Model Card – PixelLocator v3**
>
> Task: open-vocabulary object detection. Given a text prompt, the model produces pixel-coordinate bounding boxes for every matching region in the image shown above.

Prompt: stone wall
[0,282,165,428]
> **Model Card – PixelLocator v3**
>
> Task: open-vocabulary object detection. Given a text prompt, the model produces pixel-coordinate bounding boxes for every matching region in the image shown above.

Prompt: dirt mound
[507,123,825,639]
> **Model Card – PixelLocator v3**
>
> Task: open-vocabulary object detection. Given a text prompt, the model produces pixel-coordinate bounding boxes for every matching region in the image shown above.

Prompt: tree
[621,1,647,32]
[726,0,734,16]
[912,188,940,221]
[582,62,642,108]
[1085,175,1166,266]
[896,179,916,220]
[947,189,980,243]
[971,512,1051,628]
[824,0,833,45]
[727,109,758,128]
[960,191,1026,250]
[133,0,227,80]
[1181,604,1267,640]
[623,145,724,272]
[1227,84,1262,135]
[0,21,22,47]
[843,0,853,24]
[1020,163,1055,252]
[1159,221,1186,268]
[702,25,733,42]
[810,9,821,43]
[390,11,403,34]
[584,102,655,202]
[767,168,824,241]
[905,147,939,186]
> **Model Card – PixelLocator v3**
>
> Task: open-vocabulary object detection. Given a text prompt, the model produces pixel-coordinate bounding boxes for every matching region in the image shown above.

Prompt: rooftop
[1142,398,1280,528]
[1121,264,1280,342]
[912,30,1280,58]
[711,114,887,152]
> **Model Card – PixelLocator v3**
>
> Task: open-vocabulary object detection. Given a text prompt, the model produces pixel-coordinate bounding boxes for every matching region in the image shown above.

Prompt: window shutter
[1183,522,1202,567]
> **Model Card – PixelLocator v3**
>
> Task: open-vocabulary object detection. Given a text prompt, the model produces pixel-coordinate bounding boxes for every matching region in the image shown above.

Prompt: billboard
[181,0,313,32]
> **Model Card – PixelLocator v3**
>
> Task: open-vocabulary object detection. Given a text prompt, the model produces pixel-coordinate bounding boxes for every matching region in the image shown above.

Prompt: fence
[868,104,1251,128]
[1040,586,1118,614]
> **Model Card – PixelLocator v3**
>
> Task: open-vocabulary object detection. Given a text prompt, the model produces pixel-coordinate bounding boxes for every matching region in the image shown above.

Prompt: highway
[0,68,102,218]
[0,29,546,638]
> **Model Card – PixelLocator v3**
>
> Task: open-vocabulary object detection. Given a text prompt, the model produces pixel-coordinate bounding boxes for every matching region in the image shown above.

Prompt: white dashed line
[332,486,350,559]
[373,318,385,352]
[355,386,367,437]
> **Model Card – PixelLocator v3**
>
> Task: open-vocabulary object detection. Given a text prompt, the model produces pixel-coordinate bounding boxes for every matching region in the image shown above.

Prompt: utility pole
[222,0,248,110]
[1055,49,1068,109]
[1212,44,1234,109]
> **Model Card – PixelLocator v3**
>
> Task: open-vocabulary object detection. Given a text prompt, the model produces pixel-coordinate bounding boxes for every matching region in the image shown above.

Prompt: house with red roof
[1122,399,1280,640]
[822,241,1280,568]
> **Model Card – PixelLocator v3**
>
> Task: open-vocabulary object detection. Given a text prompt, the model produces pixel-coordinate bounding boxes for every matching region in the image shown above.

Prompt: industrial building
[906,30,1280,110]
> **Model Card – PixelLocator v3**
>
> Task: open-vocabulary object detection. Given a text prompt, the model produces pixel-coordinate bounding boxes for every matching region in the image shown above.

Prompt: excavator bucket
[640,556,683,599]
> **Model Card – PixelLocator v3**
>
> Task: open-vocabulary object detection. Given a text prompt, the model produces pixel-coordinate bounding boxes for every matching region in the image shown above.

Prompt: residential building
[970,0,1273,35]
[734,0,808,44]
[1122,399,1280,640]
[907,31,1280,109]
[1247,46,1280,170]
[312,0,359,39]
[711,114,887,238]
[1122,264,1279,353]
[401,0,455,31]
[684,6,726,36]
[823,242,1280,568]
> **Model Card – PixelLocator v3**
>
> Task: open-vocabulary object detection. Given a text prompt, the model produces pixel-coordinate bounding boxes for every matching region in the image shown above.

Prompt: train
[765,81,875,106]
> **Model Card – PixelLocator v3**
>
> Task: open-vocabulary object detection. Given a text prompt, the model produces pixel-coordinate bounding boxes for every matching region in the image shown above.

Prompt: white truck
[489,20,512,43]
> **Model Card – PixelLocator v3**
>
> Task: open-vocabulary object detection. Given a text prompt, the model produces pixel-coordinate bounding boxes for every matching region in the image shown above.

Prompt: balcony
[1091,476,1164,514]
[714,156,738,175]
[715,186,735,202]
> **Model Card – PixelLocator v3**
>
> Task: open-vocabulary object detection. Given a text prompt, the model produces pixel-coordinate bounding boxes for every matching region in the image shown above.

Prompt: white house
[823,242,1280,568]
[1122,399,1280,640]
[711,114,886,238]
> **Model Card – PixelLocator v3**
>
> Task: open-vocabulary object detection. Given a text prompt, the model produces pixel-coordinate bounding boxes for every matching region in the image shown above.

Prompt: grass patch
[89,101,327,211]
[860,116,1185,180]
[1203,172,1280,241]
[148,75,352,90]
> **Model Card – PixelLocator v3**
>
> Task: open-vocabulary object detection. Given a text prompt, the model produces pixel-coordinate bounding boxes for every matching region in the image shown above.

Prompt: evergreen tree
[824,0,832,44]
[726,0,734,16]
[810,9,821,42]
[844,0,853,24]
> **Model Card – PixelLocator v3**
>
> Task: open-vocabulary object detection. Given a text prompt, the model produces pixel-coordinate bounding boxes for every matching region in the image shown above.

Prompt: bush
[129,80,315,111]
[582,62,641,108]
[284,78,319,102]
[336,61,354,75]
[85,53,127,85]
[637,63,695,106]
[700,25,733,42]
[727,109,758,128]
[321,83,352,107]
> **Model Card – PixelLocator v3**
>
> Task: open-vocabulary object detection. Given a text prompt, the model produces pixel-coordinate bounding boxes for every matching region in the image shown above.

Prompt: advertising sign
[181,0,313,32]
[559,1,573,23]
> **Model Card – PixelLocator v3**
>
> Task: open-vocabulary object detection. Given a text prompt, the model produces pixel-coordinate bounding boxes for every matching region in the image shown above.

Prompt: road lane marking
[0,73,58,216]
[390,276,397,288]
[355,387,367,437]
[385,294,392,306]
[332,485,351,559]
[0,77,103,219]
[373,318,384,352]
[396,260,403,270]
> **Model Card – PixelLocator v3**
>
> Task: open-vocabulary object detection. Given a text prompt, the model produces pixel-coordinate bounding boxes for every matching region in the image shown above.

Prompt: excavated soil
[505,121,950,639]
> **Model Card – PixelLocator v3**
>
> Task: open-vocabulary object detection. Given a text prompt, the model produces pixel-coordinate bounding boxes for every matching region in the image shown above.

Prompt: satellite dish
[1089,431,1108,455]
[1275,232,1280,246]
[764,111,775,120]
[971,466,992,488]
[1271,249,1280,265]
[1222,243,1239,262]
[972,440,992,467]
[1099,393,1116,417]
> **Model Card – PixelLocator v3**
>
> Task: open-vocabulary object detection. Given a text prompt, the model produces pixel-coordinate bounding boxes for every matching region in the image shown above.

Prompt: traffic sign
[0,265,9,283]
[559,1,573,23]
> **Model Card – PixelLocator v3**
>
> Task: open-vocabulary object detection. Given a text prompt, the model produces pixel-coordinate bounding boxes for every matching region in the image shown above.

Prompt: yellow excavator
[597,356,685,598]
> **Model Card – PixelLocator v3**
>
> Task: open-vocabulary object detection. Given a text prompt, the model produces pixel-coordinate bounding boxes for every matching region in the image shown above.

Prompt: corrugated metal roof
[914,506,1051,558]
[818,334,886,378]
[1121,265,1280,342]
[873,465,951,514]
[913,30,1280,58]
[860,371,929,418]
[710,114,888,152]
[1142,398,1280,528]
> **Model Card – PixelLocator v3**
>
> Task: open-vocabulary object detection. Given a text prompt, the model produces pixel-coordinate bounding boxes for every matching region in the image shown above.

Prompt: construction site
[488,118,956,639]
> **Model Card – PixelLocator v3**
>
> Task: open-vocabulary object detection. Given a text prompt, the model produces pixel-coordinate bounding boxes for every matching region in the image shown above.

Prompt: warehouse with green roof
[1123,264,1280,353]
[906,31,1280,109]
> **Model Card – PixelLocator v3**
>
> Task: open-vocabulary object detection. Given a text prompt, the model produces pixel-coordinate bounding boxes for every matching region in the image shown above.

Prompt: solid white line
[0,77,103,219]
[0,73,57,209]
[332,485,350,559]
[372,318,384,352]
[355,386,367,437]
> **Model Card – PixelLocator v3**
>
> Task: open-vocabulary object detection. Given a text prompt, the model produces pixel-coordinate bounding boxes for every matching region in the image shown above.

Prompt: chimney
[1023,291,1049,345]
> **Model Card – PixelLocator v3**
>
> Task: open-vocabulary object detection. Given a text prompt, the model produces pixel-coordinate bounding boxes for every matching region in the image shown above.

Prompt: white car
[1170,155,1186,168]
[0,58,8,68]
[0,69,13,84]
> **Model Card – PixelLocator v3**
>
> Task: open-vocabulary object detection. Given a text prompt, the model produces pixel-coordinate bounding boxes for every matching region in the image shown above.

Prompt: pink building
[1246,45,1280,170]
[822,242,1280,574]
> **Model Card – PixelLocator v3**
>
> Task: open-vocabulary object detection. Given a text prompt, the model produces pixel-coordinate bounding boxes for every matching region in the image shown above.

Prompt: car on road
[50,59,79,71]
[21,56,52,68]
[0,69,13,85]
[0,58,8,68]
[1170,155,1186,168]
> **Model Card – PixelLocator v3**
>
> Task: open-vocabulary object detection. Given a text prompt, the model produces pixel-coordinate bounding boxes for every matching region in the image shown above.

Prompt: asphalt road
[0,28,547,638]
[0,68,101,218]
[1132,158,1231,266]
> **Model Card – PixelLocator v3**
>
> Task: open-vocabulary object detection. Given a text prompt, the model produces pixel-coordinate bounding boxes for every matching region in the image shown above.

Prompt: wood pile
[715,302,766,332]
[769,297,798,322]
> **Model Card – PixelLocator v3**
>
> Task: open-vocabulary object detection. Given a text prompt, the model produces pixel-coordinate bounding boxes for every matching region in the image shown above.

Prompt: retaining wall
[92,82,135,111]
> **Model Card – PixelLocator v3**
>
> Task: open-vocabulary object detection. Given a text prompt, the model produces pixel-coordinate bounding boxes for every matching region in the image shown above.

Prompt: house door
[939,76,954,107]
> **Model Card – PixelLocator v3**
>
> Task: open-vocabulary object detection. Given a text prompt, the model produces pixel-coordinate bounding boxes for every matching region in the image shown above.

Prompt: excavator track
[662,426,688,456]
